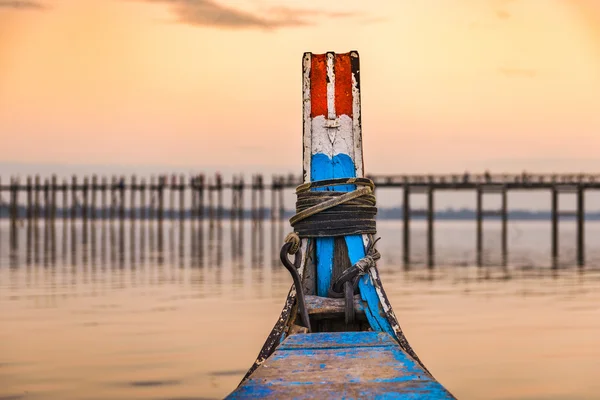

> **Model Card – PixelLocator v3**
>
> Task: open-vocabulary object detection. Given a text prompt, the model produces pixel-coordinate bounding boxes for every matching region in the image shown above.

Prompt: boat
[226,51,455,399]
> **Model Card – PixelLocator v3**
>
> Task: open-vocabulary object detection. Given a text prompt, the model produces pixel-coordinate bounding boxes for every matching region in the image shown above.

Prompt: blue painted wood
[312,152,393,335]
[226,332,454,399]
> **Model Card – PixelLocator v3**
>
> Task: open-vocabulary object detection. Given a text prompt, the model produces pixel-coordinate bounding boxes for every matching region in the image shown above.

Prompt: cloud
[0,0,46,9]
[136,0,362,30]
[495,9,510,19]
[499,67,537,78]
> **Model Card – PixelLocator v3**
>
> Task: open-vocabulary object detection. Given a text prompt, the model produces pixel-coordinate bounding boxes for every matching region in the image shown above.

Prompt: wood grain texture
[227,332,455,399]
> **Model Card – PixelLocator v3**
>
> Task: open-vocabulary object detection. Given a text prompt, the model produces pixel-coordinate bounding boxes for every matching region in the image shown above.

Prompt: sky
[1,0,600,176]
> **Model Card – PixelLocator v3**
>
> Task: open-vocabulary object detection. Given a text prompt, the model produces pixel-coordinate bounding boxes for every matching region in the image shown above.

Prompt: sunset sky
[1,0,599,174]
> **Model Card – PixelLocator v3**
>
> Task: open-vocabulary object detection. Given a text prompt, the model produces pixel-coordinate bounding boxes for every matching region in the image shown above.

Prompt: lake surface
[1,219,600,399]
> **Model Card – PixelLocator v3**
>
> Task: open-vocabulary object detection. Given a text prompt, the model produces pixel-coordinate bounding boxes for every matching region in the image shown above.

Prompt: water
[1,219,600,399]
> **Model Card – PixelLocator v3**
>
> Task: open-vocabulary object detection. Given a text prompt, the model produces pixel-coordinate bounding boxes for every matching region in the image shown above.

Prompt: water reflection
[2,221,600,400]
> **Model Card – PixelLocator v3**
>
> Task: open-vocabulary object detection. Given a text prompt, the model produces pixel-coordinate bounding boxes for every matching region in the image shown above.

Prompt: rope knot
[284,232,301,255]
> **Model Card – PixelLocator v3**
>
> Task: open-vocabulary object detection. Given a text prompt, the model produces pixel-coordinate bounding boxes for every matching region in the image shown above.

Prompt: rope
[280,177,381,328]
[290,178,377,237]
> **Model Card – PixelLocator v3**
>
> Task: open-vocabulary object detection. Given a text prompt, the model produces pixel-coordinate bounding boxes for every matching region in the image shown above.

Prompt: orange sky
[1,0,599,173]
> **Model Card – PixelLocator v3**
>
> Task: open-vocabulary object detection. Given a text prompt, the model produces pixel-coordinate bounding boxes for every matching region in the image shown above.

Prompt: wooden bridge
[1,172,598,267]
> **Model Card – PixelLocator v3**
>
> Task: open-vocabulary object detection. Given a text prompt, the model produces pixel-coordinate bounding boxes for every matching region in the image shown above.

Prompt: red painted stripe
[310,54,328,118]
[334,53,353,117]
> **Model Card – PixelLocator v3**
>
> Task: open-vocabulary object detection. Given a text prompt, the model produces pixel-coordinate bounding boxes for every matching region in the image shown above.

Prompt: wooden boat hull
[227,332,454,399]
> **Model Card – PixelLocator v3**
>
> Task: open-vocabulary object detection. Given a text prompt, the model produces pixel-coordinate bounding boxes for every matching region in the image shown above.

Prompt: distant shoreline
[2,207,600,221]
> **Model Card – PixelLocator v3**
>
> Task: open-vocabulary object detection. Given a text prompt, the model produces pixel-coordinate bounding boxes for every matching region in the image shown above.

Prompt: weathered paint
[234,51,441,393]
[304,51,392,337]
[226,332,455,399]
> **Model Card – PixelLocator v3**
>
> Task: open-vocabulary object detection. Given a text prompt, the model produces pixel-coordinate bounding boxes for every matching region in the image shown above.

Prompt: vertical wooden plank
[110,175,117,221]
[140,177,147,220]
[476,186,483,266]
[119,176,125,222]
[71,175,78,222]
[34,175,41,222]
[158,175,164,222]
[577,185,585,267]
[26,176,33,222]
[191,175,197,220]
[304,51,391,335]
[131,175,137,221]
[277,177,283,221]
[238,175,244,221]
[231,176,237,222]
[251,175,257,222]
[403,185,410,266]
[501,186,508,266]
[217,173,223,221]
[427,186,434,268]
[50,175,57,264]
[10,177,18,251]
[44,178,50,223]
[51,175,57,223]
[551,187,558,268]
[271,176,277,222]
[180,174,185,222]
[169,173,176,220]
[258,174,264,221]
[62,178,68,224]
[91,175,98,221]
[150,175,157,221]
[198,174,205,221]
[82,176,89,245]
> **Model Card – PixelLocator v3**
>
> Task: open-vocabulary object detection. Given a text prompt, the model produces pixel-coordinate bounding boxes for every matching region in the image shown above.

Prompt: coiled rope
[282,177,380,328]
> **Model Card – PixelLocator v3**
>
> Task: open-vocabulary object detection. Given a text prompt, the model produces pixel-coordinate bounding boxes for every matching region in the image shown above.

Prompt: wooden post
[230,176,237,222]
[476,185,483,266]
[169,173,176,220]
[403,185,410,266]
[34,175,41,223]
[198,174,205,221]
[179,174,185,222]
[10,177,18,250]
[300,51,396,334]
[149,175,156,221]
[82,176,89,244]
[191,175,197,220]
[501,186,508,266]
[577,185,585,266]
[276,177,282,221]
[240,175,246,222]
[271,176,277,222]
[258,174,264,221]
[551,186,558,267]
[119,176,125,222]
[158,175,164,222]
[44,178,50,223]
[101,176,108,220]
[91,175,98,221]
[71,175,78,221]
[427,186,434,267]
[26,176,33,222]
[216,173,223,221]
[251,175,257,222]
[51,175,57,224]
[110,175,117,221]
[50,175,57,263]
[130,175,137,221]
[62,178,68,224]
[140,177,147,220]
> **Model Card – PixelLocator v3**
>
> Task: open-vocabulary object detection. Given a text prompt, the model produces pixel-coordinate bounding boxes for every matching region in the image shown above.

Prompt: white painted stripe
[302,52,312,184]
[326,53,336,121]
[351,51,363,177]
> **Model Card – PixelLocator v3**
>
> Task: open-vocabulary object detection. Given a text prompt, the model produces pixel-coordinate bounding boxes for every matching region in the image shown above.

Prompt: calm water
[1,219,600,399]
